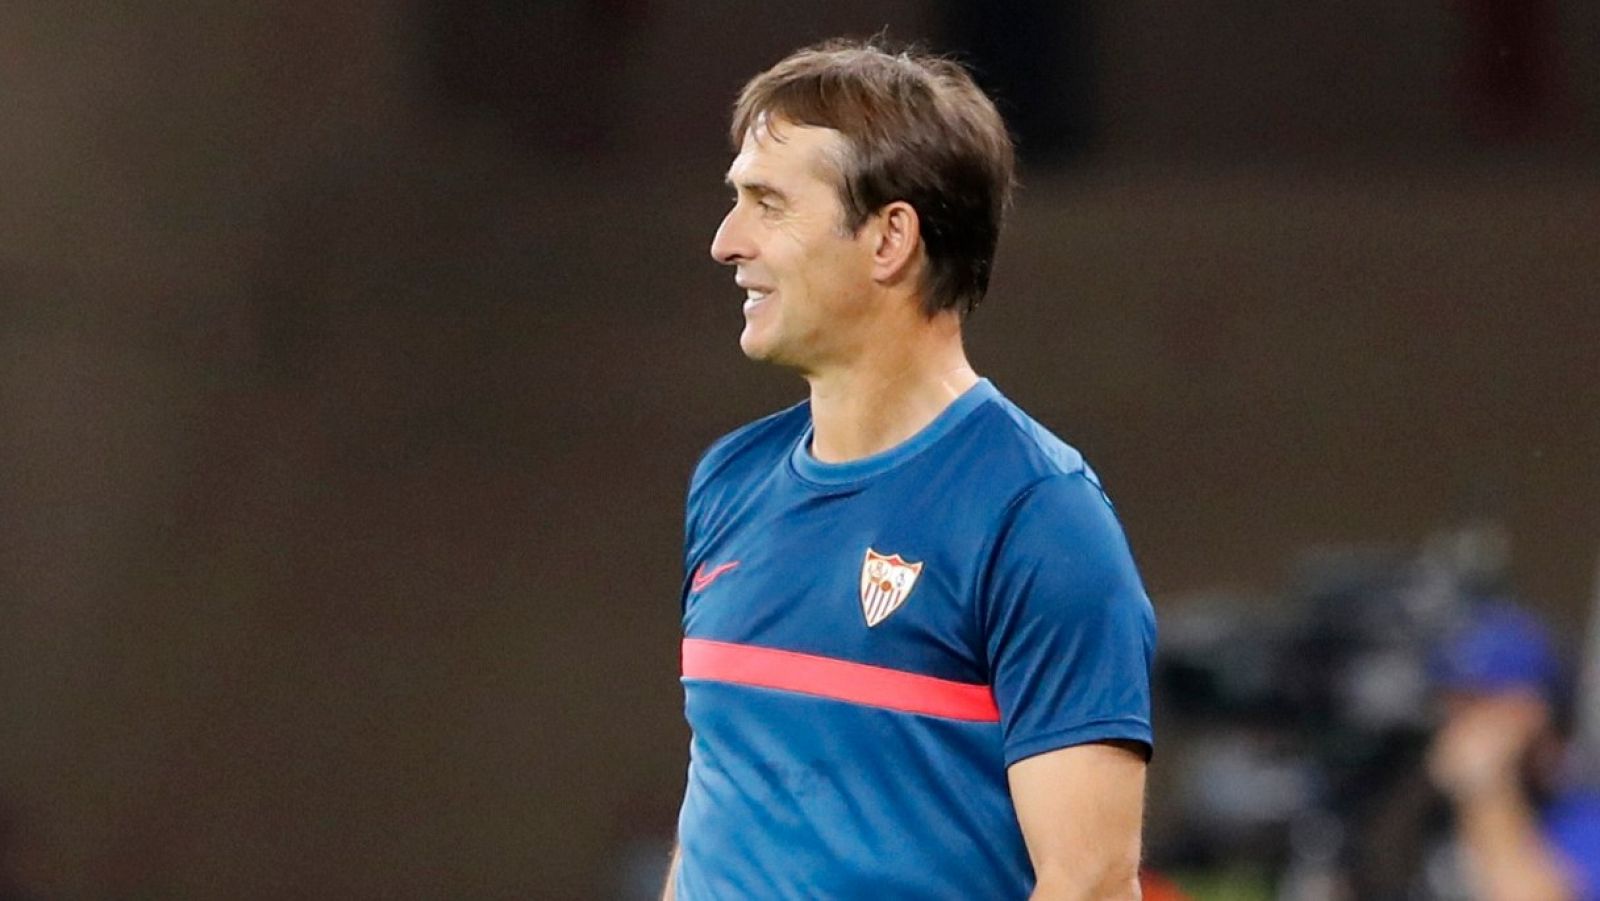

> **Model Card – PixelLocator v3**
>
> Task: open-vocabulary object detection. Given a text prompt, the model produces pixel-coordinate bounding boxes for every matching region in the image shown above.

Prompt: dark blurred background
[2,2,1597,898]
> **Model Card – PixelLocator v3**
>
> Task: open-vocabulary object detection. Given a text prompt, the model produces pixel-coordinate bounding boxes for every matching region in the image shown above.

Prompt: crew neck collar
[789,378,997,487]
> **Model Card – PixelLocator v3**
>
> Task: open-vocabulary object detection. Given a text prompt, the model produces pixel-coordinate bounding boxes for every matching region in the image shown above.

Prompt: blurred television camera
[1150,520,1534,900]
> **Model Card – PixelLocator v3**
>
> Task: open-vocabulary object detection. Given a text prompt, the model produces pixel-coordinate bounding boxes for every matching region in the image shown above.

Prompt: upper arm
[1008,740,1147,897]
[982,472,1156,766]
[660,844,680,901]
[982,472,1153,896]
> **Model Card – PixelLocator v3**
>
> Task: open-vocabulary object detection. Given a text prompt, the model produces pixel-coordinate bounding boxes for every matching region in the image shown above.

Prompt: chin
[739,325,778,362]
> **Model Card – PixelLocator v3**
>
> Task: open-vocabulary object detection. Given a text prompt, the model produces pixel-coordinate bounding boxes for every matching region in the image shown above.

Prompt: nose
[710,206,752,266]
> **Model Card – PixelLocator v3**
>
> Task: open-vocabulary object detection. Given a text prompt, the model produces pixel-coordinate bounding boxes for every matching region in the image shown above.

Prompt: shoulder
[940,388,1105,514]
[909,385,1128,556]
[689,400,809,500]
[953,388,1117,517]
[963,392,1144,592]
[974,391,1089,481]
[983,468,1142,606]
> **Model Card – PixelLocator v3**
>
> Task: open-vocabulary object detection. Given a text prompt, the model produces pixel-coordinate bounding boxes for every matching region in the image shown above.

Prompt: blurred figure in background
[1428,603,1600,900]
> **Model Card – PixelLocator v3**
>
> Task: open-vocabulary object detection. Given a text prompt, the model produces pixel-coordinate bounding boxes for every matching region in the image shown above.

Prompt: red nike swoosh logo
[691,561,740,592]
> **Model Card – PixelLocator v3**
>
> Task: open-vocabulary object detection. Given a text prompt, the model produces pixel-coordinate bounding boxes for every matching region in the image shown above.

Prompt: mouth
[741,286,774,313]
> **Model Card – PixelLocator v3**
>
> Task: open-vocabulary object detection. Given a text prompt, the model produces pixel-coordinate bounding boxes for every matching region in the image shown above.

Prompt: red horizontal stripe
[681,638,1000,723]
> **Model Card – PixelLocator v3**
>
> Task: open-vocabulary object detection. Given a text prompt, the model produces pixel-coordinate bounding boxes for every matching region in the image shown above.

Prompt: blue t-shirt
[1546,789,1600,901]
[675,379,1156,899]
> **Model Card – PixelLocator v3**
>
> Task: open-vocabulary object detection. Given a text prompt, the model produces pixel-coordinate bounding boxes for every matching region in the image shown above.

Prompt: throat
[806,365,979,463]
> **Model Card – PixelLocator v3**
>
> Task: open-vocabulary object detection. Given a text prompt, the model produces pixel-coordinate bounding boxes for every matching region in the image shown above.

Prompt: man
[667,40,1155,899]
[1428,603,1600,900]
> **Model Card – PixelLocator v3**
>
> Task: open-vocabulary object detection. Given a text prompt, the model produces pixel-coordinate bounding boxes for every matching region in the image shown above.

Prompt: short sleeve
[980,471,1156,767]
[1545,793,1600,901]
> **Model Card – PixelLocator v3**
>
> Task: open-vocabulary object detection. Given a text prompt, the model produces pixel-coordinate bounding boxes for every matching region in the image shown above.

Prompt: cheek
[811,246,874,308]
[774,229,872,315]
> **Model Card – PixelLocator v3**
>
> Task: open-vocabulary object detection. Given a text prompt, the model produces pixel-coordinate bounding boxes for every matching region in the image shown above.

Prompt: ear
[869,201,922,286]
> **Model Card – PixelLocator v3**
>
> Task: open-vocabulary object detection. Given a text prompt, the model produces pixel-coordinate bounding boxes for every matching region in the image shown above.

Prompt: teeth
[745,289,769,301]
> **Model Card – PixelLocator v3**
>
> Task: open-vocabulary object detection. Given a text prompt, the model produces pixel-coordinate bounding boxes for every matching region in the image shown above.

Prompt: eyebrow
[724,176,789,203]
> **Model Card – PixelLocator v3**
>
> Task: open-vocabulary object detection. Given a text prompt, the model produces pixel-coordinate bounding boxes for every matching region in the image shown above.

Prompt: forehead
[725,115,846,191]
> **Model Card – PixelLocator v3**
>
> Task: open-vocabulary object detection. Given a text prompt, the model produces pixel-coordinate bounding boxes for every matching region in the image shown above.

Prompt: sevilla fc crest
[860,548,924,628]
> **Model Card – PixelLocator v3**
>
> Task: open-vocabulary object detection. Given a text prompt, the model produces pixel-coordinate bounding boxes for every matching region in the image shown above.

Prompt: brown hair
[730,39,1016,318]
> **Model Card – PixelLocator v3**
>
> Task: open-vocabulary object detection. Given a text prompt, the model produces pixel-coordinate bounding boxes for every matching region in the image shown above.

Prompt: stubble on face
[722,119,876,373]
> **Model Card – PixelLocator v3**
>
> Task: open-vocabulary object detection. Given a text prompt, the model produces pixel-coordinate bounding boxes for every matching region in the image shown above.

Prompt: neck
[805,312,978,463]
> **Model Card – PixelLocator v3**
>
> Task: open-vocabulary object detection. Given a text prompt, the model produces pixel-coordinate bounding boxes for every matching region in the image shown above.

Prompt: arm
[1451,783,1575,901]
[660,844,679,901]
[1429,695,1577,901]
[1010,740,1147,901]
[982,473,1156,898]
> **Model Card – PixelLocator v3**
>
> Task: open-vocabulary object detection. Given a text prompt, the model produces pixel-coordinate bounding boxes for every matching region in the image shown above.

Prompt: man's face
[711,117,878,371]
